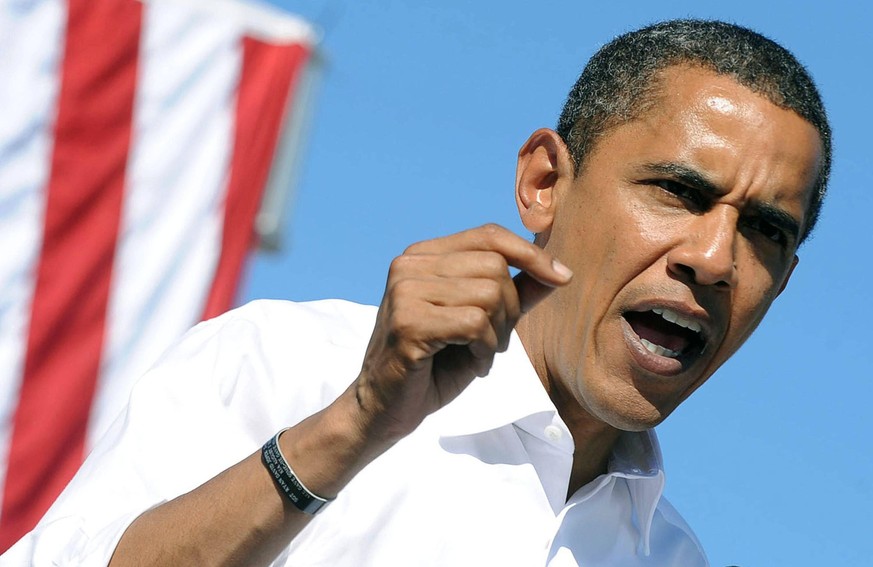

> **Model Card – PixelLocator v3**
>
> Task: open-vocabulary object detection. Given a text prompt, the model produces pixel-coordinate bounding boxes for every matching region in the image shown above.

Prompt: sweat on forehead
[555,19,831,243]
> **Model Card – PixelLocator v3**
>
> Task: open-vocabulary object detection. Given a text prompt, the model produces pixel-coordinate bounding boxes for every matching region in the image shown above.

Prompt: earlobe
[515,128,574,236]
[776,255,799,297]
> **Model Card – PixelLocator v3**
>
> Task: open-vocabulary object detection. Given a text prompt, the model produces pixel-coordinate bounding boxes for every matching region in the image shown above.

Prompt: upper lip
[624,300,715,344]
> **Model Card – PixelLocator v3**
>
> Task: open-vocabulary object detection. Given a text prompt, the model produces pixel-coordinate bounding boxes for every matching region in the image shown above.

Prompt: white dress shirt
[2,299,709,566]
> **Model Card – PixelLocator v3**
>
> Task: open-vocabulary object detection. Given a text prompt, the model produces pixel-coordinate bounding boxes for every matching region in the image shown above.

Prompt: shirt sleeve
[0,299,373,566]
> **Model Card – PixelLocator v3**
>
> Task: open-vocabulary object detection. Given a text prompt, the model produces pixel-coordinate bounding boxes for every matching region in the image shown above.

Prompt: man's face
[528,66,823,431]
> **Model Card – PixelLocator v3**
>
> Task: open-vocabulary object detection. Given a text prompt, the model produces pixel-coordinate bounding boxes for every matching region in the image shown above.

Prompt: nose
[667,205,739,289]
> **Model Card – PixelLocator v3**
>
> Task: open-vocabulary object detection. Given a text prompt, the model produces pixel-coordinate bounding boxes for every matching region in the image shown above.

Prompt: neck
[561,407,622,497]
[515,312,623,498]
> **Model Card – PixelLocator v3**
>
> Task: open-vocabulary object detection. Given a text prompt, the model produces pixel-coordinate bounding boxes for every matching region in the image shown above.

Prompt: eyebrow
[639,161,802,243]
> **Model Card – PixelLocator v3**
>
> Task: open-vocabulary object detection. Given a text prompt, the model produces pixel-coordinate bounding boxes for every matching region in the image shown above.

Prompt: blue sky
[247,2,872,565]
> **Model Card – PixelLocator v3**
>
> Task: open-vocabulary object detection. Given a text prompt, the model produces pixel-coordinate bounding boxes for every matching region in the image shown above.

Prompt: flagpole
[256,44,325,252]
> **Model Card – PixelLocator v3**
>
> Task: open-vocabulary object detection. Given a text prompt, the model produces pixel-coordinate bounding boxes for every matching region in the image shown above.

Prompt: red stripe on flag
[0,0,142,550]
[201,38,310,320]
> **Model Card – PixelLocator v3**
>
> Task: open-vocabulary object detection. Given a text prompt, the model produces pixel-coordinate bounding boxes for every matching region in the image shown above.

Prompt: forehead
[595,66,823,225]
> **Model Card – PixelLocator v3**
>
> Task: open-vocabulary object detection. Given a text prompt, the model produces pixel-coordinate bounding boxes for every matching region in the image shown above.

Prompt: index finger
[405,224,573,288]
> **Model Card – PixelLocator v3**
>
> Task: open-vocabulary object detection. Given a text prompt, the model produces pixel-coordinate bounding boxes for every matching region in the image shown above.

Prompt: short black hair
[556,19,831,244]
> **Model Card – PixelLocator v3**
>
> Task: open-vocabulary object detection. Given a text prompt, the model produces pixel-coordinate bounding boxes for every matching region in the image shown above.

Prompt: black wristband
[262,428,333,514]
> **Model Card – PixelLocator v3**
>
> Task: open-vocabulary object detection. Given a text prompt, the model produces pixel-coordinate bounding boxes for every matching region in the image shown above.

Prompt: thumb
[513,267,569,314]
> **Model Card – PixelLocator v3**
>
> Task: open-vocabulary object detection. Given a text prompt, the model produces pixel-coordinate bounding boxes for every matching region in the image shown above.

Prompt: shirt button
[544,425,563,442]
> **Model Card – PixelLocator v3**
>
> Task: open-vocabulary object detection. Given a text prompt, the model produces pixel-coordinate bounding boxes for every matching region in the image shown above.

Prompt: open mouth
[623,307,707,364]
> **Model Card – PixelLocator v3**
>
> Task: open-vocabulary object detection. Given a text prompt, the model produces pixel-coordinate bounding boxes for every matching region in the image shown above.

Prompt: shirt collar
[607,428,666,556]
[429,331,668,555]
[430,331,558,437]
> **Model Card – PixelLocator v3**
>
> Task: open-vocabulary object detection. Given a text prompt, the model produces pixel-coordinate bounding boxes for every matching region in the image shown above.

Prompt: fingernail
[551,258,573,280]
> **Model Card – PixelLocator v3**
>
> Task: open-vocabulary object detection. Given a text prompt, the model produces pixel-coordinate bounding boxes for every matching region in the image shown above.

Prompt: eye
[745,216,789,247]
[651,179,708,210]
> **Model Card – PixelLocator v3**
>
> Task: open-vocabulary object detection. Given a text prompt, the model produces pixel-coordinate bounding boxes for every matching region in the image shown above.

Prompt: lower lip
[620,316,686,377]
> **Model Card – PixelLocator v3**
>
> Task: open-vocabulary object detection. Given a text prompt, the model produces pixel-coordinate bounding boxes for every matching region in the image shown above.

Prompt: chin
[589,390,673,432]
[605,412,665,432]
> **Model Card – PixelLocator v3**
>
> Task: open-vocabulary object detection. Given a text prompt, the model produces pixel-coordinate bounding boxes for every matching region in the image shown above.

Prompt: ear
[515,128,575,237]
[776,255,799,297]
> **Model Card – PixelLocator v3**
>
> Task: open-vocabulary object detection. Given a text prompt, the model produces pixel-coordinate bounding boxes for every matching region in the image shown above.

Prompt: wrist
[277,385,395,499]
[263,429,334,514]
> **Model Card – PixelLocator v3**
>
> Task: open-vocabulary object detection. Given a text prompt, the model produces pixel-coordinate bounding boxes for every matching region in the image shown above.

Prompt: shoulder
[133,299,379,425]
[205,298,378,346]
[168,298,378,368]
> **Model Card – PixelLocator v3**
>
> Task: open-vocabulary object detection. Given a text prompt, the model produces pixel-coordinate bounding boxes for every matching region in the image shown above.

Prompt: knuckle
[401,242,419,256]
[386,307,412,335]
[388,254,413,276]
[504,295,521,324]
[479,253,508,275]
[479,222,503,235]
[387,258,404,280]
[477,223,503,244]
[462,308,491,333]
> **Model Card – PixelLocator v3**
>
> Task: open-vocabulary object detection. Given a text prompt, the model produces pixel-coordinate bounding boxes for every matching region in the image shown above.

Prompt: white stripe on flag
[90,2,243,448]
[0,0,316,547]
[142,0,318,44]
[0,0,66,517]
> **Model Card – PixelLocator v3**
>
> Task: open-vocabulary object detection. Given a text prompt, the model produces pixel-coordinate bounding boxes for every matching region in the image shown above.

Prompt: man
[2,19,829,566]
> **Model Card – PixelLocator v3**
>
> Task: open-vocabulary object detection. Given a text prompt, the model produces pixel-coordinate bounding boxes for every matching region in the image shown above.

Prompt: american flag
[0,0,317,550]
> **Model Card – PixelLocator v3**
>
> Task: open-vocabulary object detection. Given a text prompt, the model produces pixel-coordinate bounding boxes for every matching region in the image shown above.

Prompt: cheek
[632,199,700,250]
[631,200,671,245]
[725,265,781,349]
[607,201,681,281]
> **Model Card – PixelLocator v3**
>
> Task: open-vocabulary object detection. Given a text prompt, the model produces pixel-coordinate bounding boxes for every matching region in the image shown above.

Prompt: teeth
[652,307,702,334]
[640,338,681,358]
